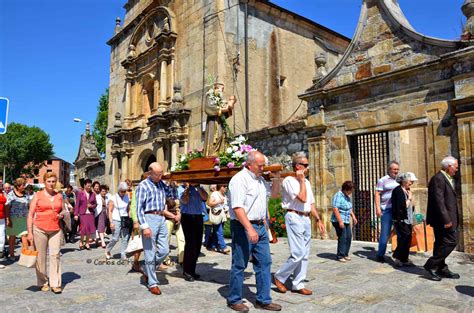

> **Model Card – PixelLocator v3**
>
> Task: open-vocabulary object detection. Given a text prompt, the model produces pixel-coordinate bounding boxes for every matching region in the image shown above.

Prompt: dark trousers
[393,222,412,262]
[332,222,352,258]
[68,213,79,242]
[181,213,203,275]
[424,227,458,272]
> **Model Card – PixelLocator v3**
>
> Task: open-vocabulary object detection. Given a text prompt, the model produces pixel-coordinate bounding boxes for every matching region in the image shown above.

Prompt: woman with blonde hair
[27,172,65,294]
[5,177,30,260]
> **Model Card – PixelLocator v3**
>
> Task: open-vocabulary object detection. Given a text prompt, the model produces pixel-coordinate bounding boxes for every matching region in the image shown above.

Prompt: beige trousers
[33,226,62,288]
[165,220,185,264]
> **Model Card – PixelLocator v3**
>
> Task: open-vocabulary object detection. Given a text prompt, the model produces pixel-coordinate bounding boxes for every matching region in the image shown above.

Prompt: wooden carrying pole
[163,164,294,185]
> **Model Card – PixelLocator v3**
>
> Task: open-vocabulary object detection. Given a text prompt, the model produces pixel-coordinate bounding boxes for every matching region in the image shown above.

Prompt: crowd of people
[0,152,461,311]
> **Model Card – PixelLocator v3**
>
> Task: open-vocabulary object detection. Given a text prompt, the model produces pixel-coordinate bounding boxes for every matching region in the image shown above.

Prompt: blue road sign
[0,98,9,134]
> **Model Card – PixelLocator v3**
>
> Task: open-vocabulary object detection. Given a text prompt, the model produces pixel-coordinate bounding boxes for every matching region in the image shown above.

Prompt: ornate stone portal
[107,6,191,185]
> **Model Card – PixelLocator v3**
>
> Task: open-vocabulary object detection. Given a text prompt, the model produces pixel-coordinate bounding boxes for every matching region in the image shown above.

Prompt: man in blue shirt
[180,183,208,281]
[135,162,172,295]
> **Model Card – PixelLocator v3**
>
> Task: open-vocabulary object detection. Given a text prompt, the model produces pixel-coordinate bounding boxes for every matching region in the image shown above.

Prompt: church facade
[105,0,349,187]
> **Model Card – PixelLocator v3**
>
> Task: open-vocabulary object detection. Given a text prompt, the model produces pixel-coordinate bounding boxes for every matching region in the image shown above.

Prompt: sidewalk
[0,238,472,312]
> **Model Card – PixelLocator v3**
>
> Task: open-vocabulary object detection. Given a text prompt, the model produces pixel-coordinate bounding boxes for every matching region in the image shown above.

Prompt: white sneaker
[337,257,347,263]
[344,256,352,261]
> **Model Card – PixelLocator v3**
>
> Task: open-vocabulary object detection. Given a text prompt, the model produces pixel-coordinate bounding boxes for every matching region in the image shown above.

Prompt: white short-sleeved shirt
[110,193,129,221]
[281,176,314,213]
[210,191,228,212]
[376,175,398,211]
[229,167,270,221]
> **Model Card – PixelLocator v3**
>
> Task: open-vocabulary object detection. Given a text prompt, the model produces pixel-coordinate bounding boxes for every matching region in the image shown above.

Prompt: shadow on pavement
[455,285,474,297]
[316,253,338,261]
[62,272,81,288]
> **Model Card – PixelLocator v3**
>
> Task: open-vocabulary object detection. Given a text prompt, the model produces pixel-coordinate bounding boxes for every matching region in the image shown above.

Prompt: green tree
[92,88,109,157]
[0,122,54,181]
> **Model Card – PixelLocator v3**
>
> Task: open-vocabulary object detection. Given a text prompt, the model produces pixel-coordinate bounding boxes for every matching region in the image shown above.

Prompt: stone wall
[246,120,308,167]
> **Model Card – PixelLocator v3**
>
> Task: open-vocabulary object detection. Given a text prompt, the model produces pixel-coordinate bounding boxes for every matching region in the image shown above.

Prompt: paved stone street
[0,237,472,312]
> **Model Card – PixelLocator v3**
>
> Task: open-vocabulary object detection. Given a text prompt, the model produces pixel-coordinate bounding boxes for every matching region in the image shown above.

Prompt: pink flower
[214,165,221,172]
[227,162,235,168]
[242,161,247,167]
[214,157,220,163]
[188,149,193,153]
[197,148,203,152]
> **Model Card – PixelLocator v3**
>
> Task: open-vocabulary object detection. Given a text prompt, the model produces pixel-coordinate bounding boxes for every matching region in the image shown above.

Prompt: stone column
[125,80,132,116]
[168,59,175,99]
[111,153,120,193]
[170,138,179,167]
[452,91,474,253]
[308,136,330,239]
[160,60,168,102]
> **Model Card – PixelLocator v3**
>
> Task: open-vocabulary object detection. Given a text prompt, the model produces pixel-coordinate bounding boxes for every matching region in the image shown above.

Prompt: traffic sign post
[0,98,9,134]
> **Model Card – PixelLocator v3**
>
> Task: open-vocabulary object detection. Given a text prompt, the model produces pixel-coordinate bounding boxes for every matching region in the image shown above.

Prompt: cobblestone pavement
[0,237,473,312]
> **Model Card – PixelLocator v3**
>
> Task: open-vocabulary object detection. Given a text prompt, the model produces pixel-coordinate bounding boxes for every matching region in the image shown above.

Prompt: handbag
[125,233,143,258]
[18,245,38,268]
[120,216,133,233]
[209,207,224,225]
[59,202,72,233]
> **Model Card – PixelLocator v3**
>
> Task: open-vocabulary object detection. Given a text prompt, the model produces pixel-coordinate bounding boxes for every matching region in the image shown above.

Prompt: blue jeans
[106,219,130,259]
[332,222,352,258]
[204,224,212,248]
[377,210,393,257]
[141,214,169,288]
[227,220,272,305]
[204,223,227,250]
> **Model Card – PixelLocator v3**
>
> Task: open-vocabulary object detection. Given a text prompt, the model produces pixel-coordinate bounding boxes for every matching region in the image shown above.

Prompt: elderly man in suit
[423,156,460,281]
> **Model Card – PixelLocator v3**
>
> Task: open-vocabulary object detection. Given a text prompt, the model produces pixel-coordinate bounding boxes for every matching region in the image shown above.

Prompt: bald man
[227,151,282,312]
[135,162,172,295]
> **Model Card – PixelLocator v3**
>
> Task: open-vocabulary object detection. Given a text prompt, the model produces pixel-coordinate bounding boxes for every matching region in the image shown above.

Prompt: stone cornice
[300,46,474,100]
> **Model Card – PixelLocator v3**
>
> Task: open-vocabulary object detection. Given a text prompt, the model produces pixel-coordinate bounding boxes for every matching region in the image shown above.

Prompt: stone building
[74,123,105,187]
[105,0,349,186]
[299,0,474,252]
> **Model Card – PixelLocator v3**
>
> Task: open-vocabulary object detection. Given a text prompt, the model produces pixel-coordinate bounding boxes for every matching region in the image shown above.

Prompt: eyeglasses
[297,163,310,168]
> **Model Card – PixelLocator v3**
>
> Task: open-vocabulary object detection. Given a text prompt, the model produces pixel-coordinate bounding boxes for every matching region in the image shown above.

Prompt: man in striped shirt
[375,161,400,263]
[136,162,172,295]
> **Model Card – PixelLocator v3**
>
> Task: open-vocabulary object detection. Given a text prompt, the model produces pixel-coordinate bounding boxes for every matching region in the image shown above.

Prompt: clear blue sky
[0,0,465,164]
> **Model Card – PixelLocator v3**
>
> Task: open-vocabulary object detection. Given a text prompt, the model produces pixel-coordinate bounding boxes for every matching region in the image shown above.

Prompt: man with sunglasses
[273,152,325,296]
[227,150,282,312]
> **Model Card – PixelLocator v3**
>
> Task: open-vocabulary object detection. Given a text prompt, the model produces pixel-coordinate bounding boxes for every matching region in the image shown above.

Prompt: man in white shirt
[273,152,325,295]
[227,151,282,312]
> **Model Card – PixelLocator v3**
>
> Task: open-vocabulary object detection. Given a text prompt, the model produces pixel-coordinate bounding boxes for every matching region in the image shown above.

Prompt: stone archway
[142,154,157,172]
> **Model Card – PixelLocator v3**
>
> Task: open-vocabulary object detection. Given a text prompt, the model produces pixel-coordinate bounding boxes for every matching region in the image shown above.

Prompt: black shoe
[437,269,460,279]
[424,265,442,281]
[183,272,195,282]
[376,256,385,263]
[191,273,201,280]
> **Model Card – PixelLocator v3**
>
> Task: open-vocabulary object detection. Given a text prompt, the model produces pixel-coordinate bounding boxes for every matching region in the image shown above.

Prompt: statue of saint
[203,82,236,156]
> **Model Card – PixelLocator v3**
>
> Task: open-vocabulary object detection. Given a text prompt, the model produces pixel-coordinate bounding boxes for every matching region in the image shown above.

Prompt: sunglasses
[297,163,309,168]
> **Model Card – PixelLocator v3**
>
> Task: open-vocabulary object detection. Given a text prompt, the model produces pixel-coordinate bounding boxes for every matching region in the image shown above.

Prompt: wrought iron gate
[350,132,389,242]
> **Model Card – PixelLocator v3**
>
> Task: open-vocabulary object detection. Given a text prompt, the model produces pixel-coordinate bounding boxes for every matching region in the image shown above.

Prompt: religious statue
[203,82,236,156]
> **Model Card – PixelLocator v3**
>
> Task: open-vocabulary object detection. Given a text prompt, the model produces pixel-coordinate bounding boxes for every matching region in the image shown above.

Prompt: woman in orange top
[27,172,65,294]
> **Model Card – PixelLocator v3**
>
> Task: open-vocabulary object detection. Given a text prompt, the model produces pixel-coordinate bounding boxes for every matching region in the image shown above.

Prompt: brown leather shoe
[292,288,313,295]
[273,275,287,293]
[227,303,249,312]
[255,302,282,311]
[149,286,161,295]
